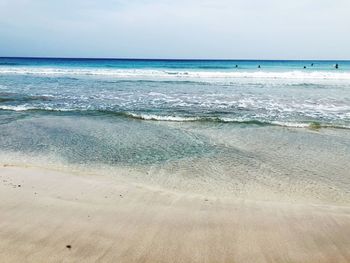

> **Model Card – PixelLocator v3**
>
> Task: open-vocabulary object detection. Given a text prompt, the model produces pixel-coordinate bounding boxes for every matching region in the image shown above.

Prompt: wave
[124,112,202,122]
[122,113,350,129]
[0,62,22,66]
[0,105,70,112]
[0,93,54,103]
[1,67,350,80]
[1,106,348,130]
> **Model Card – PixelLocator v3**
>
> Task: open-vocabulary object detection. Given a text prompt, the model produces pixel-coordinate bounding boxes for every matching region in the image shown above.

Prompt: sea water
[1,58,350,203]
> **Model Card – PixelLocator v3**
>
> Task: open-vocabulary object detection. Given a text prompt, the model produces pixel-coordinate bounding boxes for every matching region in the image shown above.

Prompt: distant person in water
[304,66,306,69]
[258,65,261,68]
[235,65,238,68]
[311,63,314,66]
[335,64,339,69]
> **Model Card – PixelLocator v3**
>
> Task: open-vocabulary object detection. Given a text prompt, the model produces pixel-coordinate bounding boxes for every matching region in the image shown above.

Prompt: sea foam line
[1,67,350,80]
[1,106,349,129]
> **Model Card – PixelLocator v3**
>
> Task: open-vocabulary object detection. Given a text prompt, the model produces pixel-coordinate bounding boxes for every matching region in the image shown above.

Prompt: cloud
[0,0,349,59]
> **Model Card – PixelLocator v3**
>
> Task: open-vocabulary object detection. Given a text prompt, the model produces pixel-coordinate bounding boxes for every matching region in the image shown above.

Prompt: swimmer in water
[258,65,261,68]
[335,63,339,69]
[304,66,306,69]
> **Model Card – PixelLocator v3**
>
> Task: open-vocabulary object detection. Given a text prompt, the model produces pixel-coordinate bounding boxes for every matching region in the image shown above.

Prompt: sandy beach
[1,0,350,261]
[1,165,350,263]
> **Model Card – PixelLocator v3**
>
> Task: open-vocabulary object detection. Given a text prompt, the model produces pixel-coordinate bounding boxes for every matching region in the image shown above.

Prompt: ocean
[1,57,350,202]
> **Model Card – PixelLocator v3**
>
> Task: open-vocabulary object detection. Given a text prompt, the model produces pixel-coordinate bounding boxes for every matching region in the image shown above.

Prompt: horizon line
[1,56,350,62]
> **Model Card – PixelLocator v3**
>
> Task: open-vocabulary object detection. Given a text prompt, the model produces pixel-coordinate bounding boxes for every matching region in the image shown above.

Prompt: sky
[0,0,349,59]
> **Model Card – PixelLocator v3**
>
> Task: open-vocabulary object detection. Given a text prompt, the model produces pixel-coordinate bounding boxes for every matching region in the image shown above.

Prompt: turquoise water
[1,58,350,128]
[1,58,350,201]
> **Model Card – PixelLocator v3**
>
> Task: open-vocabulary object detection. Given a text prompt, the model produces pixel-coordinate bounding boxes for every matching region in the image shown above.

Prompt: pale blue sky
[0,0,349,59]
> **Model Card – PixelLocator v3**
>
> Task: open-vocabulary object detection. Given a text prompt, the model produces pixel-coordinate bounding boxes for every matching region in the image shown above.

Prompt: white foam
[0,105,73,112]
[271,121,310,128]
[126,113,261,124]
[1,106,348,129]
[1,67,350,81]
[0,105,34,111]
[126,113,201,122]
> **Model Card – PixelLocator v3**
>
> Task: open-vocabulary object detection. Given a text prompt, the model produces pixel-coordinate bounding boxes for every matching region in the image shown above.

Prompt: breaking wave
[1,67,350,81]
[0,106,349,130]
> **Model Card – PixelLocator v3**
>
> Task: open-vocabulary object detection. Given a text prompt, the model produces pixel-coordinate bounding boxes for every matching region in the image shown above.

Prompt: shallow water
[0,58,350,203]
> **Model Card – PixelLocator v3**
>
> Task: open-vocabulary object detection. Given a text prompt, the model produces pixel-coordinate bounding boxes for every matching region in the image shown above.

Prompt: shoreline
[1,165,350,263]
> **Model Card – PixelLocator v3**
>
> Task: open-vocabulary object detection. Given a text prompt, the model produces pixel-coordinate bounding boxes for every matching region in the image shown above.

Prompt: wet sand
[1,165,350,263]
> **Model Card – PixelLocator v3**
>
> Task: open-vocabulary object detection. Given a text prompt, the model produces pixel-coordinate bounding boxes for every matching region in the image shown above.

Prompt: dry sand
[1,165,350,263]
